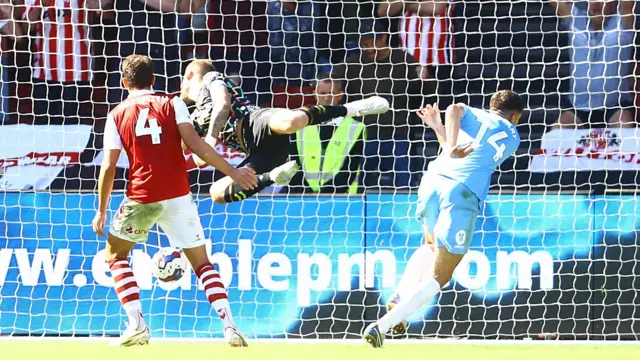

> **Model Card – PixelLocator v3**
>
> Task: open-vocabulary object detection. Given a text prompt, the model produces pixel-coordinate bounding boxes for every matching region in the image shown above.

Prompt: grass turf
[2,342,640,360]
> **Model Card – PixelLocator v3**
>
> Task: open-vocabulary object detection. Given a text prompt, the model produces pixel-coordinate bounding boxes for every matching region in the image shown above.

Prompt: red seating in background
[264,85,316,109]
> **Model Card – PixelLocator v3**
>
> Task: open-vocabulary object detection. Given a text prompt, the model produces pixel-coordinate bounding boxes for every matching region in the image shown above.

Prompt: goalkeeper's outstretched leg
[206,95,389,204]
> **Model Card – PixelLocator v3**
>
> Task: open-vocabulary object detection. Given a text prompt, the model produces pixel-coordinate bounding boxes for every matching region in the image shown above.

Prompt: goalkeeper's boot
[270,160,300,185]
[387,294,407,335]
[224,327,249,347]
[117,325,150,347]
[345,96,390,118]
[363,323,385,348]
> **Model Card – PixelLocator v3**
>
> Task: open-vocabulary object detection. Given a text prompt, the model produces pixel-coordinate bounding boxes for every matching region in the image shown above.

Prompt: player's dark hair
[122,54,154,90]
[490,90,524,114]
[187,59,215,79]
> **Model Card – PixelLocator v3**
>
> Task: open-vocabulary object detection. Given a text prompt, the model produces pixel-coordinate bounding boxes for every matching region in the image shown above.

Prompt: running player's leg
[387,238,437,336]
[107,198,163,346]
[391,236,436,304]
[386,175,439,335]
[267,96,390,135]
[364,178,480,347]
[157,194,247,347]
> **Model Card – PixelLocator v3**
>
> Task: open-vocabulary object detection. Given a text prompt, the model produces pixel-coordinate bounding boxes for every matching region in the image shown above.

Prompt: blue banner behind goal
[0,193,638,339]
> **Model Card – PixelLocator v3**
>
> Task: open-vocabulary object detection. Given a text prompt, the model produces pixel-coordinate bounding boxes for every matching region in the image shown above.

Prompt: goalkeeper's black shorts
[240,107,291,174]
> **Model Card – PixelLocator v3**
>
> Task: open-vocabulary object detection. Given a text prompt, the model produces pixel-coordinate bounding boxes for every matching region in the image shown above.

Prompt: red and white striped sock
[195,263,236,329]
[109,258,146,330]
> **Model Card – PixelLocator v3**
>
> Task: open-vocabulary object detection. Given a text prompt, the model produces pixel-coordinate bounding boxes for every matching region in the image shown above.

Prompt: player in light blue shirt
[364,90,523,347]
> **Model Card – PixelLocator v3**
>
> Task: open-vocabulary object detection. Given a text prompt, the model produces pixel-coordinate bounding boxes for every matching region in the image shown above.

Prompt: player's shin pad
[223,173,273,203]
[300,105,347,126]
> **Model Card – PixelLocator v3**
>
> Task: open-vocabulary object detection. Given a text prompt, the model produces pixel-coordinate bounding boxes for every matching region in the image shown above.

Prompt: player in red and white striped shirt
[24,0,108,116]
[92,55,256,347]
[378,0,454,66]
[378,0,456,107]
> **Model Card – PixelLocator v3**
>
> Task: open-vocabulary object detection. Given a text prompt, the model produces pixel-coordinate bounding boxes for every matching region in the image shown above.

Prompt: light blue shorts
[415,172,480,254]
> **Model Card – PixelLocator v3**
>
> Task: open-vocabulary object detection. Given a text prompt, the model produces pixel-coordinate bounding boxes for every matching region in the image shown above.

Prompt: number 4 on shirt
[135,108,162,144]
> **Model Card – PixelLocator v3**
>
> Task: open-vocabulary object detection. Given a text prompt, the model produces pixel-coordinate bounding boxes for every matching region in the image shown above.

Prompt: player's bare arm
[84,0,114,10]
[203,82,231,142]
[21,0,48,35]
[141,0,205,13]
[190,82,229,166]
[92,149,120,237]
[418,104,473,159]
[620,0,636,28]
[547,0,571,18]
[444,103,464,148]
[178,122,258,190]
[443,103,474,158]
[417,104,446,145]
[0,15,24,41]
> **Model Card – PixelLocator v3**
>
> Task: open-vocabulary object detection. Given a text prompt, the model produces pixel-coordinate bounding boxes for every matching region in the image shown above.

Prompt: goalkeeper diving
[363,90,523,347]
[180,60,389,203]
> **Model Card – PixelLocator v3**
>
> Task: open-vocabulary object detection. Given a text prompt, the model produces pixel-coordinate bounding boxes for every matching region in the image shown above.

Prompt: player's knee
[210,189,228,204]
[104,250,116,262]
[432,268,454,287]
[271,111,307,134]
[609,109,635,128]
[289,112,309,130]
[105,241,129,262]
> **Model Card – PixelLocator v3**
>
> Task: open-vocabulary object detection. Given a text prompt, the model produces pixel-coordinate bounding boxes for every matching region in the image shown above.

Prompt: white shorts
[109,193,206,249]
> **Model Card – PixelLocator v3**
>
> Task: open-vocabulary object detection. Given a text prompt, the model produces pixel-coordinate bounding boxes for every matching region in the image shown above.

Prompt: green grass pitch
[3,342,640,360]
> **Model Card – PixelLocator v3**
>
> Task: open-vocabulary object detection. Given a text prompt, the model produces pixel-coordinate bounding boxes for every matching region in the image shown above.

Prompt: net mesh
[0,0,639,340]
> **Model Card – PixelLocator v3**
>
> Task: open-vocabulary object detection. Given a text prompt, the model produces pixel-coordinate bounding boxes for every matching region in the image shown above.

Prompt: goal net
[0,0,639,341]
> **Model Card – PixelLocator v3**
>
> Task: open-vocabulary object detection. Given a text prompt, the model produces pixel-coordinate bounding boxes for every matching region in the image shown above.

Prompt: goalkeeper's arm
[174,97,257,190]
[192,83,231,166]
[179,123,258,191]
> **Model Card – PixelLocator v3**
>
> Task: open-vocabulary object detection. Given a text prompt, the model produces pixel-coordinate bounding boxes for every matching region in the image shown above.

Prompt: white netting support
[0,0,638,342]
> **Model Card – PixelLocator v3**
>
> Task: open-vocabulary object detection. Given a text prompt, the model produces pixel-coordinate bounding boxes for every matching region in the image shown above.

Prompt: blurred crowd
[0,0,638,190]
